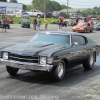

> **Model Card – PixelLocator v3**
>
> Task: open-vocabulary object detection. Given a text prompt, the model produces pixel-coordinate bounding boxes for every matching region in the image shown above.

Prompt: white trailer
[0,2,22,16]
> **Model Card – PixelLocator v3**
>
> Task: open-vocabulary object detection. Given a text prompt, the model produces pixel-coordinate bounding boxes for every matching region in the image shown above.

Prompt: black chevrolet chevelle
[0,31,100,81]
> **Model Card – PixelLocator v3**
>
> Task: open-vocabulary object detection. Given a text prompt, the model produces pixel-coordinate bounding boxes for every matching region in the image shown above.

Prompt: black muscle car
[0,31,100,81]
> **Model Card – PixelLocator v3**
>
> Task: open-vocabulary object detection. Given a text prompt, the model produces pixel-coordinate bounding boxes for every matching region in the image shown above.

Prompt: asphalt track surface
[0,24,100,100]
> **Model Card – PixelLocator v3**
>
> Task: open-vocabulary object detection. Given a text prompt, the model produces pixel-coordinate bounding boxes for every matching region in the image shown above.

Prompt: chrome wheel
[52,60,65,81]
[83,53,95,70]
[57,63,64,78]
[90,55,94,66]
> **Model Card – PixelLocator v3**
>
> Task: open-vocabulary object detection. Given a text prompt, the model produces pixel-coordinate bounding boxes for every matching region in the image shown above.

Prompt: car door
[71,35,87,64]
[87,23,92,31]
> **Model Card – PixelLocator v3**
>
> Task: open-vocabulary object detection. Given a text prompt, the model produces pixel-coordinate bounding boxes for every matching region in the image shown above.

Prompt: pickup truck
[26,10,44,17]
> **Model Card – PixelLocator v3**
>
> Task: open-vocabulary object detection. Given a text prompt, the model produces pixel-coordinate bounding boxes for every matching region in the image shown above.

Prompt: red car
[72,22,93,33]
[7,18,13,24]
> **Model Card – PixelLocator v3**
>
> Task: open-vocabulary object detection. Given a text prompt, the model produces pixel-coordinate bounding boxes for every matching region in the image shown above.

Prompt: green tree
[91,10,96,15]
[76,10,81,14]
[23,4,27,11]
[61,4,71,9]
[51,1,62,11]
[26,5,33,11]
[10,0,18,3]
[32,0,62,12]
[0,0,7,2]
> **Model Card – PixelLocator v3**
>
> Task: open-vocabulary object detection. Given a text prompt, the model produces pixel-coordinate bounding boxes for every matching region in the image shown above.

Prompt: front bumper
[0,59,53,72]
[72,29,84,32]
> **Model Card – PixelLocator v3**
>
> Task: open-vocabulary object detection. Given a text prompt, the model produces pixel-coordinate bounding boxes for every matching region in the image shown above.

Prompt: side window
[73,36,86,46]
[81,36,87,45]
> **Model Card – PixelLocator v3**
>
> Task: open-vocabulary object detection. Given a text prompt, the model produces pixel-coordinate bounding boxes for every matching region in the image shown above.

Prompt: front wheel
[84,29,87,33]
[52,60,66,81]
[6,66,19,75]
[83,53,95,70]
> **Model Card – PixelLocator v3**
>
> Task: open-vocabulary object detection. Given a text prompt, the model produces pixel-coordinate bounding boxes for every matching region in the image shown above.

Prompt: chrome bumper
[0,59,53,72]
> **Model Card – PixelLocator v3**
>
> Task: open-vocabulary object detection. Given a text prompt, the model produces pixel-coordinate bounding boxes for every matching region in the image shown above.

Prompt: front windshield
[78,23,86,26]
[30,33,70,46]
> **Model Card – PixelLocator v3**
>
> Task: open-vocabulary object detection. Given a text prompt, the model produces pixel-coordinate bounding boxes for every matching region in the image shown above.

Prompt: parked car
[72,22,93,33]
[52,11,68,18]
[93,22,100,30]
[7,18,13,24]
[0,31,100,81]
[6,22,10,29]
[21,18,30,28]
[19,19,23,24]
[26,10,44,17]
[0,22,10,29]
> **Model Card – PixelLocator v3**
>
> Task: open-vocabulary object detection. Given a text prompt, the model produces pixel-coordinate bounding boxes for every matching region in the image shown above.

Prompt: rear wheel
[52,60,66,81]
[6,66,19,75]
[83,53,95,70]
[90,29,93,32]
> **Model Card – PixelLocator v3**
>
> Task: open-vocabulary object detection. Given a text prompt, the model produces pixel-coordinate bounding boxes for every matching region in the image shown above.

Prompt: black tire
[28,25,30,28]
[8,26,10,29]
[6,66,19,75]
[37,14,41,17]
[84,29,87,33]
[83,53,95,70]
[90,29,93,32]
[52,60,66,81]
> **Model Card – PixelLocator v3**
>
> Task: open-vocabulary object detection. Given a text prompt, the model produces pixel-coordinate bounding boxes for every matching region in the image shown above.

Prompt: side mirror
[73,42,78,47]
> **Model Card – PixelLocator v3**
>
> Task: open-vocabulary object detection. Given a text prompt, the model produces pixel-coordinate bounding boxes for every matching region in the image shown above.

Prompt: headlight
[3,52,9,60]
[47,57,53,64]
[80,28,84,30]
[40,57,46,64]
[72,27,75,29]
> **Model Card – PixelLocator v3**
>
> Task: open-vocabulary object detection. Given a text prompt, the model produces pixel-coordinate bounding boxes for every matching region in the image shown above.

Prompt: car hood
[1,42,66,57]
[73,25,84,28]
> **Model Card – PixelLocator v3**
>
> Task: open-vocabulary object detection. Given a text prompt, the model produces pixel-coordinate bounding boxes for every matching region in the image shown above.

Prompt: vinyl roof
[38,31,84,36]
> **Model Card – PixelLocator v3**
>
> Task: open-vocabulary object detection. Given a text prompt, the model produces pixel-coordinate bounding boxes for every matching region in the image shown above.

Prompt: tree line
[0,0,70,12]
[23,0,71,12]
[76,7,100,16]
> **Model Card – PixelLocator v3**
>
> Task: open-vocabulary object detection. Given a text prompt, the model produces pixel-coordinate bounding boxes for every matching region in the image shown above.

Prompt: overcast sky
[8,0,100,8]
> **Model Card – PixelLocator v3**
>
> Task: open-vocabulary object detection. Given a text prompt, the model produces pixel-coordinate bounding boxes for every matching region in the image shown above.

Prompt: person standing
[76,17,79,25]
[44,18,48,30]
[1,17,7,32]
[37,17,41,31]
[88,18,93,25]
[58,17,63,31]
[33,18,37,30]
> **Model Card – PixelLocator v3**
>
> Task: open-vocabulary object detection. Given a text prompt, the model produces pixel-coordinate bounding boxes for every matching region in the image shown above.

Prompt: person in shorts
[1,17,7,32]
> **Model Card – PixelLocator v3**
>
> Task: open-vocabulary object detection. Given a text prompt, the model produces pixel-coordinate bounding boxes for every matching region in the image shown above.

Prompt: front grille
[9,53,39,63]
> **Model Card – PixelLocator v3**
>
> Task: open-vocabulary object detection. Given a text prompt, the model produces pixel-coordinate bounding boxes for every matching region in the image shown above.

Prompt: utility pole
[67,0,69,17]
[44,0,46,20]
